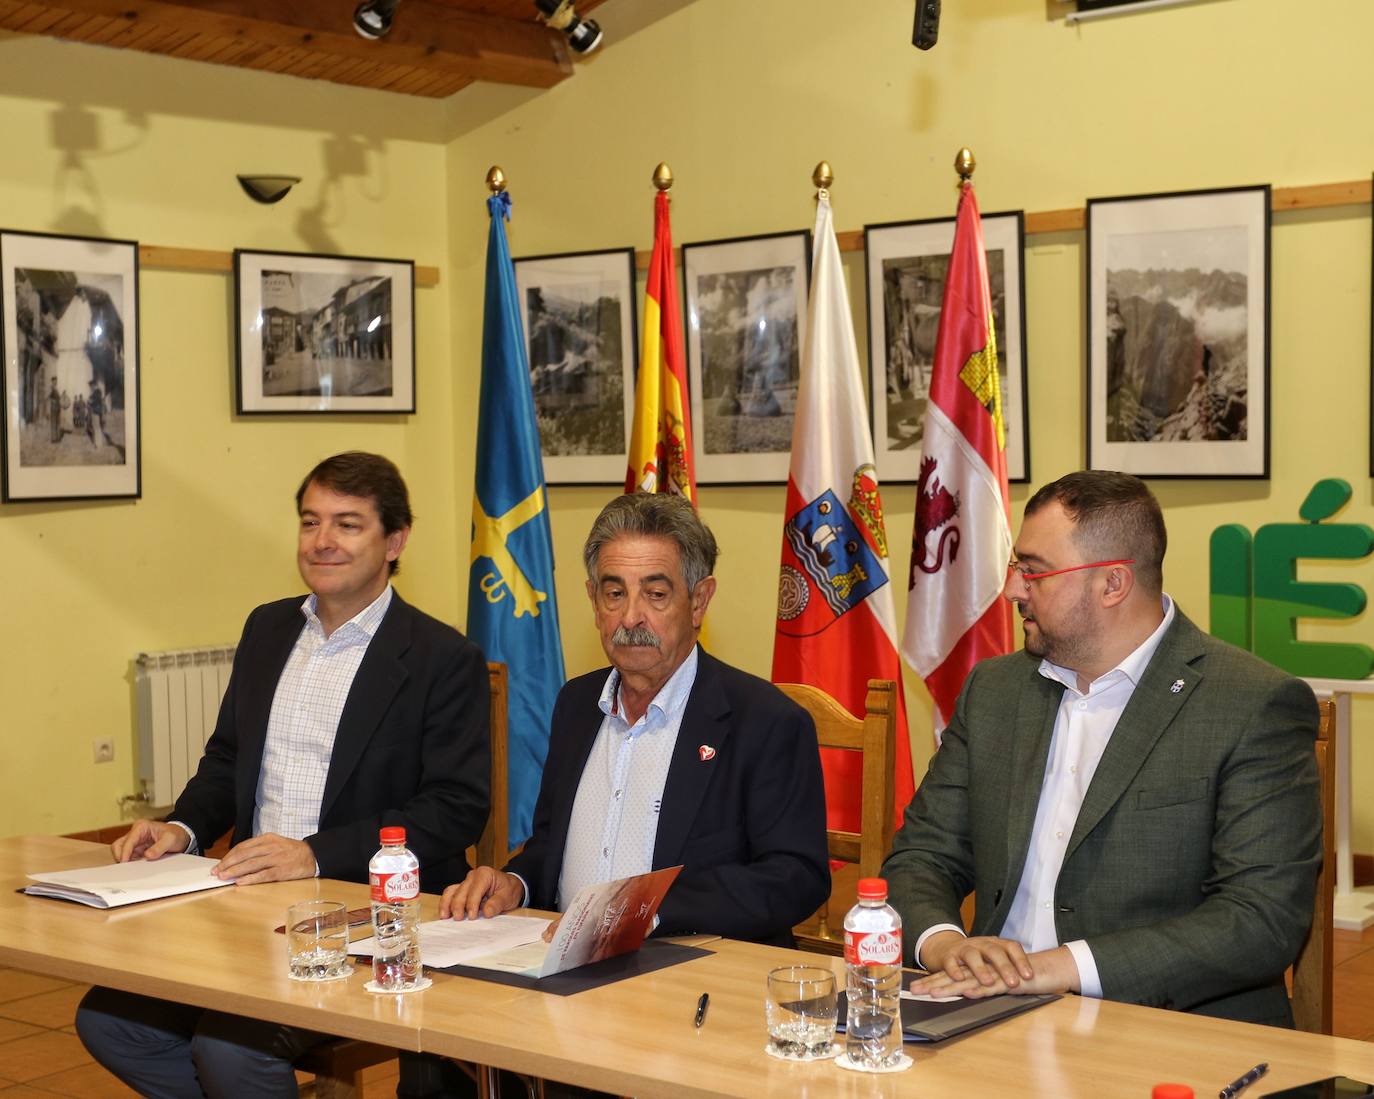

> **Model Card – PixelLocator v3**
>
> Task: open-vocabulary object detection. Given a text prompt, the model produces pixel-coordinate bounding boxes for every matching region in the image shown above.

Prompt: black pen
[694,992,709,1028]
[1219,1062,1268,1099]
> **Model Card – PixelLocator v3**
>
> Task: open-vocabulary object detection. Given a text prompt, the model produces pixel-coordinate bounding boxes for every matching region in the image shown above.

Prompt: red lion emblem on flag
[909,455,960,583]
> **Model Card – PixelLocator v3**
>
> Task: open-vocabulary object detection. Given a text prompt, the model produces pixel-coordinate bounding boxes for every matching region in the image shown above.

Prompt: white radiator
[135,646,236,807]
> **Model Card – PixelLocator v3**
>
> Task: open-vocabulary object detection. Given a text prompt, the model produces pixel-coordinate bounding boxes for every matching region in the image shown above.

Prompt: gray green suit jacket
[884,608,1321,1026]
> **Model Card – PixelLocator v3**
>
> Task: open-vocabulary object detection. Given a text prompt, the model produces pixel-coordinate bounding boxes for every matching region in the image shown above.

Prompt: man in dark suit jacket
[884,471,1321,1027]
[77,452,490,1098]
[442,492,829,948]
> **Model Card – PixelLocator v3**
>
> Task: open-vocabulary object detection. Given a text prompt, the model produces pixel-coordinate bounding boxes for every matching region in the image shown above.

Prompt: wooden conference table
[4,835,1374,1099]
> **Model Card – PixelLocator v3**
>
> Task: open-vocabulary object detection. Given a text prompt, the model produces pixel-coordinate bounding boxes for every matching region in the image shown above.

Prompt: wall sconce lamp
[237,175,302,204]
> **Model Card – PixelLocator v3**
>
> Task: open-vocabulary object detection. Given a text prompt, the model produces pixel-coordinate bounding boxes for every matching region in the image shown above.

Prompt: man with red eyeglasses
[883,470,1321,1027]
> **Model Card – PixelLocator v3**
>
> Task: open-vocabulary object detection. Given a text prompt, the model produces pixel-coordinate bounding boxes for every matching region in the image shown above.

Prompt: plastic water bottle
[369,826,421,990]
[844,877,903,1069]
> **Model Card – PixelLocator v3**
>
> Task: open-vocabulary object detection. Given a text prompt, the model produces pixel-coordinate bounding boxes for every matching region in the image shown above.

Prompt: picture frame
[1,229,141,501]
[1087,185,1270,478]
[864,211,1030,483]
[683,230,810,484]
[234,249,415,414]
[512,247,638,485]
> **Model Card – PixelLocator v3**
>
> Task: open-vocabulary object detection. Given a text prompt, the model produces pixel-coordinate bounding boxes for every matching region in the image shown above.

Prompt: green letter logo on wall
[1210,479,1374,679]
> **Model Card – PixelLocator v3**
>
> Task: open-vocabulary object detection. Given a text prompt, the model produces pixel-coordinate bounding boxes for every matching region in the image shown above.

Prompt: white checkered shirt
[555,647,698,910]
[251,585,393,842]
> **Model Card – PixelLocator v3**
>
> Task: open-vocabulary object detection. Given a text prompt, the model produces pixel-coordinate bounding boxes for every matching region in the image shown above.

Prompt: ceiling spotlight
[237,175,301,204]
[534,0,603,55]
[353,0,399,40]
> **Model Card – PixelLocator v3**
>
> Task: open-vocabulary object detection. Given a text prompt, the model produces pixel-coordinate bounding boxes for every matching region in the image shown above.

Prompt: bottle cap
[856,877,888,900]
[379,826,406,845]
[1152,1085,1194,1099]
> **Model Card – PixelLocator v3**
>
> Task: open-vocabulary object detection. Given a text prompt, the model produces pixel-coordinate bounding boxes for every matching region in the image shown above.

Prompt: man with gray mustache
[442,491,830,946]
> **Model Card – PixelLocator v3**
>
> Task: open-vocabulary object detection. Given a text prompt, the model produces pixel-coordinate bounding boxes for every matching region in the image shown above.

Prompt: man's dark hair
[296,452,412,575]
[584,492,718,590]
[1024,470,1166,594]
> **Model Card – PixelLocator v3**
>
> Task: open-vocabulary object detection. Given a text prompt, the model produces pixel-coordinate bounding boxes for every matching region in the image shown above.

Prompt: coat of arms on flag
[779,485,887,631]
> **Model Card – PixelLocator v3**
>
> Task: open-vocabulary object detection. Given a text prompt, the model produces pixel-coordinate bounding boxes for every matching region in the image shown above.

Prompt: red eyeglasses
[1007,558,1135,583]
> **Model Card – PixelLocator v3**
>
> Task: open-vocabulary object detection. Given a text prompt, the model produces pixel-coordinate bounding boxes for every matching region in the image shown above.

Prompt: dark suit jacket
[505,648,830,947]
[884,609,1321,1026]
[170,592,490,893]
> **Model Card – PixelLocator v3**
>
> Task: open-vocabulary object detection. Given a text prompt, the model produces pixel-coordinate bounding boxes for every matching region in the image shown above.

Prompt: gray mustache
[611,625,661,648]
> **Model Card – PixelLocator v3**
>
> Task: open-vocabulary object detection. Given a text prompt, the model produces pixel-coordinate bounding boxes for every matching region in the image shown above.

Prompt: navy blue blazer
[169,592,490,893]
[505,648,829,946]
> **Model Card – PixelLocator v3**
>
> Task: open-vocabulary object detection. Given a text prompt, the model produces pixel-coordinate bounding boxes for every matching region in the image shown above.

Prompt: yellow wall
[6,0,1374,851]
[0,36,459,835]
[442,0,1374,843]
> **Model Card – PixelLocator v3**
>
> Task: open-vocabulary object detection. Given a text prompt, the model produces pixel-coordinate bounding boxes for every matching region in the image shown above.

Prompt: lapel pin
[698,745,716,761]
[1170,679,1185,694]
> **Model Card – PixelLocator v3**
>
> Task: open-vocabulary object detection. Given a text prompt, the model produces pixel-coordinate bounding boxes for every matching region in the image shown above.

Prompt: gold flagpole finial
[812,160,834,194]
[652,162,674,192]
[954,148,976,183]
[486,166,507,193]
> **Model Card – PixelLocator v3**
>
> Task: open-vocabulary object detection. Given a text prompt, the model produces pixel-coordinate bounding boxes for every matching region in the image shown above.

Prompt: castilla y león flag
[772,190,914,834]
[901,181,1013,726]
[626,189,696,502]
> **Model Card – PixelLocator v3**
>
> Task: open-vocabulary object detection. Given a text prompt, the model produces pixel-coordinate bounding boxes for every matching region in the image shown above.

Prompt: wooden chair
[775,679,897,956]
[301,661,512,1099]
[1292,697,1336,1034]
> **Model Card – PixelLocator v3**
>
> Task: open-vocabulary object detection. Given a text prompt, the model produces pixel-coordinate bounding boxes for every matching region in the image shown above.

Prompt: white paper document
[350,914,549,968]
[24,854,235,909]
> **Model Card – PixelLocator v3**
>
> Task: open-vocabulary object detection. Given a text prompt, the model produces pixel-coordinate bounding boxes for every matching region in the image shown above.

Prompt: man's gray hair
[583,492,719,590]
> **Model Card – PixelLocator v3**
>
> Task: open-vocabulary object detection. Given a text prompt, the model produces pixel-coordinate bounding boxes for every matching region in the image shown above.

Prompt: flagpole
[486,165,507,193]
[811,159,833,197]
[954,146,975,183]
[653,160,673,193]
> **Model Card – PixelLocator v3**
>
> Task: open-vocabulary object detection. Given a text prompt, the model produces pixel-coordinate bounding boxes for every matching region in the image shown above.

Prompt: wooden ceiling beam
[15,0,575,88]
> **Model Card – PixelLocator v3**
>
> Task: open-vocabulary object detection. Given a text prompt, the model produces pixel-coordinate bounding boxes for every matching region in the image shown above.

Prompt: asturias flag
[468,188,566,846]
[900,181,1014,725]
[772,190,914,834]
[625,189,696,501]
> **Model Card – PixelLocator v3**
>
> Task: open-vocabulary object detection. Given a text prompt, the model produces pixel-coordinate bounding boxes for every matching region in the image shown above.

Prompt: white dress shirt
[555,647,698,910]
[917,596,1176,997]
[174,586,392,865]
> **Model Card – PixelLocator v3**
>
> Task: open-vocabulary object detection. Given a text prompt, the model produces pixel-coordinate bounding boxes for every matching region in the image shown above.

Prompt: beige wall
[5,0,1374,849]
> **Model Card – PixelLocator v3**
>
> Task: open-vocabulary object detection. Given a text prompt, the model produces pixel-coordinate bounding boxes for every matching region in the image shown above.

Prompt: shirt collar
[301,584,393,641]
[1039,594,1175,695]
[598,645,700,732]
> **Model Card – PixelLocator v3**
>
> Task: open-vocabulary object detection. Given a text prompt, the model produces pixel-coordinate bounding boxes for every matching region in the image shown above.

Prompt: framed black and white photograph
[1,229,140,501]
[864,212,1029,483]
[513,247,637,484]
[234,249,414,414]
[1087,185,1270,478]
[683,230,809,484]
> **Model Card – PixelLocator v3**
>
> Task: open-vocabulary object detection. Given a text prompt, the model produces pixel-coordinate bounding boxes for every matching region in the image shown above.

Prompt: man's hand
[915,931,1035,992]
[112,821,190,863]
[439,867,524,920]
[213,834,316,885]
[911,944,1081,999]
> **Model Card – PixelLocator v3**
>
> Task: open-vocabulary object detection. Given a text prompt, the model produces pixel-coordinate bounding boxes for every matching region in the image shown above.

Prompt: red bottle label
[370,868,419,902]
[845,928,902,965]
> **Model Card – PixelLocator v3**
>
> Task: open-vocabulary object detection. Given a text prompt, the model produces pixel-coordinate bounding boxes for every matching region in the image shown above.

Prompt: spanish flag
[625,188,696,502]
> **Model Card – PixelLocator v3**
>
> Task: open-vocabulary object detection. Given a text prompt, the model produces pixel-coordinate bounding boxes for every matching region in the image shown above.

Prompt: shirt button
[1070,765,1078,774]
[1077,701,1087,710]
[602,847,608,857]
[614,790,621,800]
[1042,900,1052,909]
[1056,830,1064,839]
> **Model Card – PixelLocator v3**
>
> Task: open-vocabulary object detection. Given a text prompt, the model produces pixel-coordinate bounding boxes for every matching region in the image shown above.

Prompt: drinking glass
[765,965,838,1060]
[286,900,351,981]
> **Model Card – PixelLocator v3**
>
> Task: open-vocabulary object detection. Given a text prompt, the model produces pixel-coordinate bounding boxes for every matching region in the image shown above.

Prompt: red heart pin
[698,744,716,761]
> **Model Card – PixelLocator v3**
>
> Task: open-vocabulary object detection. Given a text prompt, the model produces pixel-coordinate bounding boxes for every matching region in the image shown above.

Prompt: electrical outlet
[93,737,115,764]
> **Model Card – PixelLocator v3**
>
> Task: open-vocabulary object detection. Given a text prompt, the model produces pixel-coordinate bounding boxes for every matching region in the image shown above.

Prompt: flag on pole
[625,185,696,502]
[772,186,914,835]
[900,180,1014,726]
[468,186,566,846]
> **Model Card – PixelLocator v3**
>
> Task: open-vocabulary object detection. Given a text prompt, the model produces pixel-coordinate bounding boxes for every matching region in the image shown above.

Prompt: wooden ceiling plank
[6,6,71,34]
[32,0,575,88]
[74,14,128,43]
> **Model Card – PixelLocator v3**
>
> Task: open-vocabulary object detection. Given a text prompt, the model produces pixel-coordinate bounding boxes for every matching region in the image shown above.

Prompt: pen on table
[694,992,709,1028]
[1218,1062,1268,1099]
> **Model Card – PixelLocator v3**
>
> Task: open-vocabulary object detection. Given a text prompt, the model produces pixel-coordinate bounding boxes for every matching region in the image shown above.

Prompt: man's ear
[386,526,411,562]
[690,576,717,628]
[1101,563,1134,609]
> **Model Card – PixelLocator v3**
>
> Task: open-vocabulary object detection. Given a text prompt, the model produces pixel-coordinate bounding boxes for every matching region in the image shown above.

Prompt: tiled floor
[4,927,1374,1096]
[0,968,400,1097]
